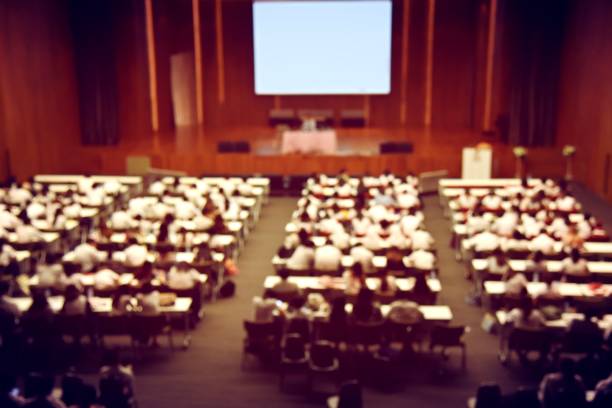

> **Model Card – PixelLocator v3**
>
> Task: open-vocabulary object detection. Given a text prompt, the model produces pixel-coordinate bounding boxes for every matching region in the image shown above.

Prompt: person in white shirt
[26,201,46,220]
[85,187,106,207]
[137,282,160,315]
[174,199,198,220]
[314,240,342,272]
[62,284,88,316]
[492,211,518,237]
[94,266,121,291]
[411,229,434,251]
[111,210,136,230]
[469,229,500,253]
[330,229,350,250]
[529,232,556,255]
[548,215,569,239]
[350,245,375,274]
[286,231,315,271]
[400,210,422,235]
[0,209,22,230]
[466,210,489,235]
[504,271,528,295]
[124,238,148,268]
[351,213,371,237]
[149,180,166,196]
[556,193,577,212]
[362,227,384,252]
[63,202,82,219]
[0,240,17,268]
[73,239,103,272]
[456,190,477,210]
[15,222,41,243]
[167,262,201,290]
[103,180,122,195]
[408,249,435,270]
[397,192,419,209]
[482,194,502,210]
[36,263,68,291]
[77,176,94,193]
[7,184,32,205]
[561,248,589,278]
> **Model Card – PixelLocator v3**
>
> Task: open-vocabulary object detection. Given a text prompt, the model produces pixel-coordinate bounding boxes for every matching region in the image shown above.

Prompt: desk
[263,275,441,293]
[281,130,337,155]
[483,281,612,298]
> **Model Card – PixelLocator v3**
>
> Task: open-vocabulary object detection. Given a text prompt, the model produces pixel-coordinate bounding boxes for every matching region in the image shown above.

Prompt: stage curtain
[69,0,119,146]
[502,0,568,146]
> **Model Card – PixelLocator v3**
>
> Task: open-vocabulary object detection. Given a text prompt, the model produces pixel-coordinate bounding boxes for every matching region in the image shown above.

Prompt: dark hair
[64,284,81,303]
[278,269,290,281]
[559,358,576,377]
[412,273,432,295]
[353,288,375,322]
[0,279,10,296]
[329,296,347,325]
[533,251,544,263]
[29,290,50,312]
[570,248,581,262]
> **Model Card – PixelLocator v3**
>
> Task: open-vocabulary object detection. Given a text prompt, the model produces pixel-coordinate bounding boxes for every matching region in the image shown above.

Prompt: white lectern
[462,147,492,179]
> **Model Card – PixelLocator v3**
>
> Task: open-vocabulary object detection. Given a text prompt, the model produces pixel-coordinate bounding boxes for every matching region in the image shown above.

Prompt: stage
[58,126,565,178]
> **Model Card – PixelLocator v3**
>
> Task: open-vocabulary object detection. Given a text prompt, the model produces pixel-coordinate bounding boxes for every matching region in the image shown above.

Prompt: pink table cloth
[281,130,337,154]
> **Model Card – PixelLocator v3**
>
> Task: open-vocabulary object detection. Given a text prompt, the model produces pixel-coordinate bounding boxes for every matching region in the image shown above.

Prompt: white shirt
[362,228,384,251]
[8,187,32,205]
[411,230,433,251]
[470,231,500,252]
[352,217,371,236]
[330,230,350,250]
[78,178,94,193]
[400,215,422,235]
[286,245,314,270]
[103,180,122,195]
[94,268,120,290]
[15,225,41,243]
[73,243,102,272]
[350,245,374,274]
[124,244,148,267]
[493,213,518,237]
[0,211,21,229]
[408,250,435,270]
[175,200,198,220]
[529,233,556,254]
[149,181,166,196]
[466,215,489,235]
[397,193,419,209]
[556,196,576,212]
[314,245,342,271]
[111,211,135,229]
[27,201,46,220]
[167,267,200,290]
[0,244,17,267]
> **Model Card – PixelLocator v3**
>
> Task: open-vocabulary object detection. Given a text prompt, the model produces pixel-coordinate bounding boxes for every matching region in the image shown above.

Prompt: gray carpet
[80,184,612,407]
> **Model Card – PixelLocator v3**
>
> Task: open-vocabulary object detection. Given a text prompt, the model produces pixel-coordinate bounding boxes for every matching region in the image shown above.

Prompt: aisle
[134,197,302,408]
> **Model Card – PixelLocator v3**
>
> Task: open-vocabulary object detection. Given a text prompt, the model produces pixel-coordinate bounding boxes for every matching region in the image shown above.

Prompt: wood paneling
[0,0,81,180]
[556,0,612,202]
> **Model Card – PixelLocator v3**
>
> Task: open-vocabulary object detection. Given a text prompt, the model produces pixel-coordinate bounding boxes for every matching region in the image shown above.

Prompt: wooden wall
[556,0,612,201]
[0,0,81,180]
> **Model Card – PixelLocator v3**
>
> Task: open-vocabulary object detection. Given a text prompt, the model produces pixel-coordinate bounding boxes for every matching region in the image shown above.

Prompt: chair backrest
[475,382,502,408]
[564,319,603,353]
[508,327,552,352]
[507,387,540,408]
[310,340,337,368]
[349,321,385,346]
[283,333,306,360]
[99,374,133,408]
[287,317,310,340]
[430,325,465,347]
[337,380,362,408]
[244,320,279,341]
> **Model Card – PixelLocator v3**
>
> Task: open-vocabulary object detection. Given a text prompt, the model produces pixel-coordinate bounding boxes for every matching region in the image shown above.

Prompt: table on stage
[281,129,337,154]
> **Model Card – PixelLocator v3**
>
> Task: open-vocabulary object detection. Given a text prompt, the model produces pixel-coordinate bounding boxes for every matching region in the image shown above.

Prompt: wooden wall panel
[0,0,81,180]
[556,0,612,201]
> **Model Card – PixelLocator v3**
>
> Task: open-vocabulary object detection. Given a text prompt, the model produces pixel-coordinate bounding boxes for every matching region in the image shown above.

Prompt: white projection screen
[253,0,392,95]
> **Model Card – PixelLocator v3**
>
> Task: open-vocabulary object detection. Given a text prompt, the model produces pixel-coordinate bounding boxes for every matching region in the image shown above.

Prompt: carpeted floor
[78,184,609,407]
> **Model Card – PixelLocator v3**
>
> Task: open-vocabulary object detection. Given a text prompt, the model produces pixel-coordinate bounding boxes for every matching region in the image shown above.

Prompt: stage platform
[60,126,565,178]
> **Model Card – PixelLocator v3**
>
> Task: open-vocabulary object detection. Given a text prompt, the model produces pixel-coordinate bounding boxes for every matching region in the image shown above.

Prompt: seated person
[526,250,548,281]
[73,238,103,272]
[529,231,557,255]
[0,373,25,407]
[112,285,133,314]
[124,238,148,268]
[469,228,500,253]
[506,288,546,329]
[375,270,397,296]
[61,284,88,316]
[0,278,20,318]
[562,225,584,250]
[285,295,311,321]
[487,248,509,277]
[99,351,135,408]
[313,239,342,272]
[208,214,230,235]
[21,289,55,328]
[561,248,589,279]
[539,358,586,408]
[269,269,301,300]
[285,230,314,271]
[504,270,528,296]
[350,288,382,324]
[350,245,374,274]
[253,296,279,323]
[385,247,404,271]
[110,210,136,230]
[136,282,160,315]
[0,239,17,270]
[410,228,434,251]
[592,371,612,407]
[407,249,435,271]
[167,261,200,290]
[277,234,297,259]
[22,373,65,408]
[15,220,41,243]
[36,262,68,292]
[343,263,366,296]
[94,266,121,292]
[387,299,423,325]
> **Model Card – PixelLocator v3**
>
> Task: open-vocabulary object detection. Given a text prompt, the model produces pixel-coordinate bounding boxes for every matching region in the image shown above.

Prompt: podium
[462,146,492,179]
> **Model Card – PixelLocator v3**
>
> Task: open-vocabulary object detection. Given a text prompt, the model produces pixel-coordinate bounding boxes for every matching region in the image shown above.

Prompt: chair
[327,380,362,408]
[348,321,385,352]
[287,317,310,341]
[129,314,173,349]
[99,374,136,408]
[572,297,611,318]
[279,333,309,390]
[309,340,340,392]
[55,314,94,344]
[558,319,603,357]
[468,382,502,408]
[500,327,553,366]
[313,320,346,344]
[505,387,540,408]
[429,325,469,370]
[242,320,281,369]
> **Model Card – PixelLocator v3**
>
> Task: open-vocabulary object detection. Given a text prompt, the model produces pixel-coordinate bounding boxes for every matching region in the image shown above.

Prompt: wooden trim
[192,0,204,124]
[424,0,435,127]
[214,0,226,104]
[483,0,497,131]
[400,0,411,125]
[364,95,371,126]
[274,95,280,109]
[144,0,159,132]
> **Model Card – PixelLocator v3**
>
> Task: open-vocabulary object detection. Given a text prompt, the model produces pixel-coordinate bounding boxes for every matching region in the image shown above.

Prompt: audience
[539,358,586,408]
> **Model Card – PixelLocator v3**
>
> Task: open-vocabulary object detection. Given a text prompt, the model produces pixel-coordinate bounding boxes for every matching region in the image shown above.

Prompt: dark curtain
[69,0,119,145]
[502,0,568,146]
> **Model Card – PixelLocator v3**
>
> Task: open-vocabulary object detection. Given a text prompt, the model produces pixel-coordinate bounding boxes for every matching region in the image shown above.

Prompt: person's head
[533,250,544,263]
[492,248,505,263]
[0,279,10,297]
[412,272,431,294]
[102,349,121,367]
[30,289,49,311]
[379,219,391,230]
[354,288,374,320]
[299,211,310,223]
[85,238,96,247]
[559,358,576,379]
[140,282,155,294]
[176,261,190,272]
[288,295,306,311]
[330,295,347,321]
[379,270,390,292]
[142,261,154,275]
[351,262,364,279]
[64,284,81,302]
[127,237,139,246]
[278,269,290,281]
[26,373,54,400]
[570,248,581,262]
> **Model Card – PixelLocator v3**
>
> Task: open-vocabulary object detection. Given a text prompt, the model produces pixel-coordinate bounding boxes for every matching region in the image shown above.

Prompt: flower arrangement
[513,146,527,158]
[562,145,576,157]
